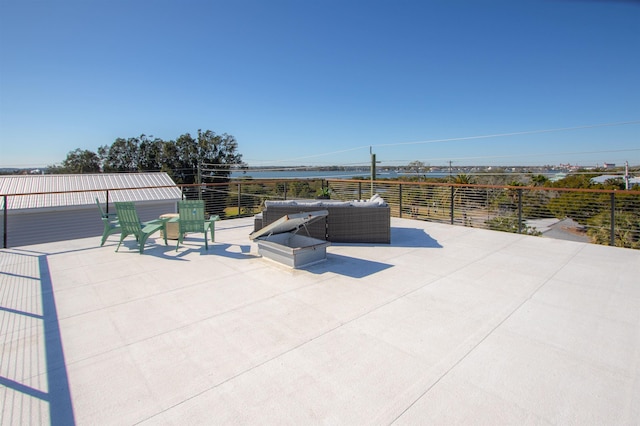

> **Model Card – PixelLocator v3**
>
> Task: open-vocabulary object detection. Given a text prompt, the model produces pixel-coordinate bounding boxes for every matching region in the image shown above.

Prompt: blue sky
[1,0,639,169]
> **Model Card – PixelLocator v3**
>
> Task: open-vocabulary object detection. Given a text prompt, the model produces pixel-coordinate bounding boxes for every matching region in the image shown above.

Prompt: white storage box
[249,210,330,268]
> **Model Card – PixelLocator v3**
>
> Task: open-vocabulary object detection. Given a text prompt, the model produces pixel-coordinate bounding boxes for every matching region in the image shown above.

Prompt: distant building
[603,163,616,169]
[0,173,181,247]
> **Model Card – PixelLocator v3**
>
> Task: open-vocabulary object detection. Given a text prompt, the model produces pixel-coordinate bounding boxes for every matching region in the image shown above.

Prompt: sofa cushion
[265,196,387,208]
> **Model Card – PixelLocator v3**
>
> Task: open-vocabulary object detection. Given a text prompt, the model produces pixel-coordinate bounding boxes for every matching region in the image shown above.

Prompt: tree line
[48,129,243,185]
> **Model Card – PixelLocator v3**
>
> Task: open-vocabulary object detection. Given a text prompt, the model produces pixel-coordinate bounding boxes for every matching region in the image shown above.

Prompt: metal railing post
[450,186,455,225]
[358,182,362,200]
[3,195,7,248]
[518,188,523,234]
[610,192,615,246]
[105,190,110,214]
[237,183,242,215]
[399,184,403,218]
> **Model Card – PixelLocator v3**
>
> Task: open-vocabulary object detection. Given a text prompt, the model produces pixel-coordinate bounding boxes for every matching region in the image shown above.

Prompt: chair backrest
[178,200,206,233]
[115,202,142,235]
[97,197,117,219]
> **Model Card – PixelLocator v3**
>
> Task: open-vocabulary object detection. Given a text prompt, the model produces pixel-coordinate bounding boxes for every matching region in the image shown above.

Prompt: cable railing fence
[327,179,640,249]
[2,178,639,249]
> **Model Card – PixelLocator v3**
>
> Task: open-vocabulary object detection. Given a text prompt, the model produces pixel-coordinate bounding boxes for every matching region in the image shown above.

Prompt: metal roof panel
[0,173,182,210]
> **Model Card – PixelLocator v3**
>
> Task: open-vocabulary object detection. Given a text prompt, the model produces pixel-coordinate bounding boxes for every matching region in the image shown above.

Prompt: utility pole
[625,161,630,190]
[370,147,380,195]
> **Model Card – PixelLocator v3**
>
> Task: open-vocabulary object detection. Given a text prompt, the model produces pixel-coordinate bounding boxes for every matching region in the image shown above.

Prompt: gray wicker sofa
[255,195,391,244]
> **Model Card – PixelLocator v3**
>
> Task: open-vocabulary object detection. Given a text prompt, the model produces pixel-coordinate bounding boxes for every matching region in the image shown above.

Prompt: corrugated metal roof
[0,173,182,210]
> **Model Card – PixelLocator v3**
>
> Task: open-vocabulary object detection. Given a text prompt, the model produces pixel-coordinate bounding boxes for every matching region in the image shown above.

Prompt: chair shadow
[206,242,257,260]
[116,237,258,261]
[169,235,256,260]
[112,238,187,259]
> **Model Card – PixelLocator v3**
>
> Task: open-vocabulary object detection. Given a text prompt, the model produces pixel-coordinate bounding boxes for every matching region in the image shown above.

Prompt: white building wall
[2,201,177,248]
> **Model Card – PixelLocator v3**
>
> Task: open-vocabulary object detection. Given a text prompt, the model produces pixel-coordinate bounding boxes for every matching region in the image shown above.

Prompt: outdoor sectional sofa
[255,195,391,244]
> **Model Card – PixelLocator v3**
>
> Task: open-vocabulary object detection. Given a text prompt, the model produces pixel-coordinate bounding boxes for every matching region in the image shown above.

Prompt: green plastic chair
[96,198,120,246]
[114,202,168,254]
[176,200,220,251]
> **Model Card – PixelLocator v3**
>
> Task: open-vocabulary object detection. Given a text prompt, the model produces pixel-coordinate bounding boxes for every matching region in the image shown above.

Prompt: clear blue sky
[1,0,639,169]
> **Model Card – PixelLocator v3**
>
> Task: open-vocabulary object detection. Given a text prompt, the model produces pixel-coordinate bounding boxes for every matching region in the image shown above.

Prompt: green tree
[288,180,313,198]
[137,135,164,172]
[172,130,243,185]
[173,130,244,217]
[198,130,242,182]
[550,172,598,189]
[172,133,199,184]
[522,190,553,219]
[237,181,270,215]
[547,192,608,224]
[530,174,549,186]
[103,137,140,172]
[96,130,242,183]
[587,211,640,249]
[485,215,541,236]
[50,148,101,173]
[160,140,181,179]
[97,144,109,170]
[602,178,625,190]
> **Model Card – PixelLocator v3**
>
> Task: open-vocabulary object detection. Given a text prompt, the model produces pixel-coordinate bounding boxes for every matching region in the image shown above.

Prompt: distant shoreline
[230,170,450,180]
[228,169,573,180]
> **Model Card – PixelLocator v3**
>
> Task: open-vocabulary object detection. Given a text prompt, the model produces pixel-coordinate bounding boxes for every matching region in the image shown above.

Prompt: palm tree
[454,173,475,185]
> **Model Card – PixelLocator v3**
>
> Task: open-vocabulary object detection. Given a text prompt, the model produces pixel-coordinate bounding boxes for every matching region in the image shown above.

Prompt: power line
[372,120,640,149]
[381,148,640,165]
[248,119,640,165]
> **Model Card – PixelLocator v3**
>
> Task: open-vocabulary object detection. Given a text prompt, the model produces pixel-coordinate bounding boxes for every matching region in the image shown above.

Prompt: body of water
[230,170,450,180]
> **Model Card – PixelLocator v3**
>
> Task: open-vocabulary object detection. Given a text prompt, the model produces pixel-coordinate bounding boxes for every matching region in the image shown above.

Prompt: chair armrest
[143,218,167,227]
[208,215,220,227]
[207,215,220,242]
[205,215,220,228]
[141,222,164,233]
[103,217,120,226]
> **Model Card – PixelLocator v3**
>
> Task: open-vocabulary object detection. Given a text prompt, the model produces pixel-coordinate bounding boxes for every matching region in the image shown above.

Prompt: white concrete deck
[1,217,639,425]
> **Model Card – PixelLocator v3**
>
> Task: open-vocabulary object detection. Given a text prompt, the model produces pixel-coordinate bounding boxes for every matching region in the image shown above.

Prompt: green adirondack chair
[96,198,120,246]
[114,202,168,254]
[176,200,220,251]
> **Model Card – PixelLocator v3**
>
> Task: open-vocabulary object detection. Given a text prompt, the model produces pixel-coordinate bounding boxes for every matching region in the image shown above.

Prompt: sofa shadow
[330,227,442,249]
[389,227,443,248]
[304,253,393,278]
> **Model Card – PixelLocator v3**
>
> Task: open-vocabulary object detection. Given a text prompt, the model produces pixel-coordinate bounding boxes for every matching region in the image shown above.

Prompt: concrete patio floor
[1,217,639,425]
